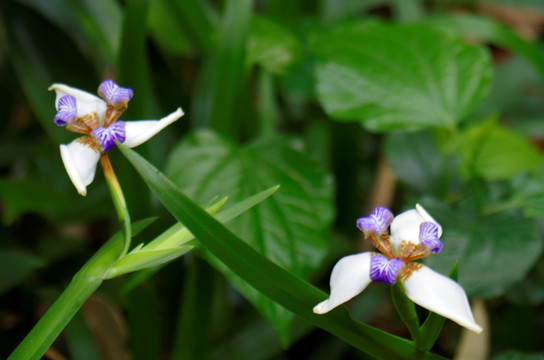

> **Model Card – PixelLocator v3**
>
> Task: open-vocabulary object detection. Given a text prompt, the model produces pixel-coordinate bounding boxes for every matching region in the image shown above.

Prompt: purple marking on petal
[54,95,77,126]
[369,255,404,285]
[91,121,126,152]
[419,222,443,254]
[98,79,133,106]
[356,206,394,235]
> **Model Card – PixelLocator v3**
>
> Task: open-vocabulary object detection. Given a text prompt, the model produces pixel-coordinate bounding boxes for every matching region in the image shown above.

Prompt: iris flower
[50,79,183,196]
[314,205,482,333]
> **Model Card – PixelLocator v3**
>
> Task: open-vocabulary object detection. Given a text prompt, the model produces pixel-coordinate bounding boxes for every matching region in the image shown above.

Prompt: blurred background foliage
[1,0,544,359]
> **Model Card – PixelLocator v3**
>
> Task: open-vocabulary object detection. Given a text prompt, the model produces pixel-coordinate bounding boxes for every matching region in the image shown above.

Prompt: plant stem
[391,283,422,345]
[8,230,125,360]
[8,275,102,360]
[9,155,131,360]
[102,154,132,256]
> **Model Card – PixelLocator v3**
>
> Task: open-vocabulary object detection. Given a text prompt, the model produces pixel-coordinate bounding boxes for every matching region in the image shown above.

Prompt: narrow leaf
[120,144,446,360]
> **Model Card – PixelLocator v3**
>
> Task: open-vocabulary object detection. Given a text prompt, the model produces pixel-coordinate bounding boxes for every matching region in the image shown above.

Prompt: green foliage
[247,16,303,75]
[424,201,542,298]
[165,129,334,339]
[312,23,493,131]
[120,144,446,360]
[3,0,544,358]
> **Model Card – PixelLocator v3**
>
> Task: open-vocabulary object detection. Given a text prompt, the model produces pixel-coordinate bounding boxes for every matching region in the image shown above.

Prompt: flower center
[369,254,404,285]
[91,121,126,152]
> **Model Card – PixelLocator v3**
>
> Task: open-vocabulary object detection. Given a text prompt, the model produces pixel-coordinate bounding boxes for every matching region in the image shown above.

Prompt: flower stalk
[101,154,132,256]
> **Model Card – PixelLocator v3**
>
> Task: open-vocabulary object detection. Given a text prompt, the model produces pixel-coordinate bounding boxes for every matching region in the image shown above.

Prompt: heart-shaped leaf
[165,130,334,339]
[311,23,493,132]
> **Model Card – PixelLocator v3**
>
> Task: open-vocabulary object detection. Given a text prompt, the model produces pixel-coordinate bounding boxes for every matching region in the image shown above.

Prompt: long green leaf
[119,144,446,360]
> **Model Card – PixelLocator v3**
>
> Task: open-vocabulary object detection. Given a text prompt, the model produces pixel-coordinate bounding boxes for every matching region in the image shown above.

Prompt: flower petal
[54,95,77,126]
[415,204,442,237]
[91,121,126,152]
[390,204,442,250]
[419,222,443,254]
[402,265,483,333]
[313,252,373,314]
[49,83,107,121]
[60,139,101,196]
[356,206,393,235]
[123,108,184,148]
[97,79,133,107]
[369,255,404,285]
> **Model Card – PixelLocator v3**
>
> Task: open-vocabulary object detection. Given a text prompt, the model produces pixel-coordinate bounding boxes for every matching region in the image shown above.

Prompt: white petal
[402,265,483,333]
[390,204,442,250]
[122,108,184,148]
[313,252,373,314]
[60,141,100,196]
[49,83,107,120]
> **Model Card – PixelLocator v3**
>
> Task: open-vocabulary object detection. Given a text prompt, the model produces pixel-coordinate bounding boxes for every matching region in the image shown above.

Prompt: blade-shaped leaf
[105,246,193,279]
[165,130,334,339]
[311,23,493,132]
[119,144,447,360]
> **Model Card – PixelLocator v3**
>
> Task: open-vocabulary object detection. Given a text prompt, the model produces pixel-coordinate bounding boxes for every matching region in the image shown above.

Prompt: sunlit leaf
[247,16,303,75]
[311,23,493,131]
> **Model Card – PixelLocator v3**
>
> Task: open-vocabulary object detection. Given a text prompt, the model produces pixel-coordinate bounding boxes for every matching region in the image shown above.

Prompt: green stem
[8,230,125,360]
[391,283,422,346]
[8,276,101,360]
[102,154,132,256]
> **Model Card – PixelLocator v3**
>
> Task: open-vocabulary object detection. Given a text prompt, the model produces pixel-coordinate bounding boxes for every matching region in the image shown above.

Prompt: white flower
[313,204,482,334]
[50,80,184,196]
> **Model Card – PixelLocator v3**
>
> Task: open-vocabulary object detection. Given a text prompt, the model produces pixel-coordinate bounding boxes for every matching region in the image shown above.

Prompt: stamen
[91,121,126,152]
[369,254,404,286]
[357,207,394,235]
[54,95,77,126]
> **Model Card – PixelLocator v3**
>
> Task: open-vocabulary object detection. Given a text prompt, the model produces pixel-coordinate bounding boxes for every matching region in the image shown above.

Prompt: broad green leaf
[311,23,493,132]
[105,246,193,279]
[165,129,334,339]
[508,165,544,217]
[465,125,540,180]
[247,16,303,75]
[423,201,543,298]
[384,131,442,193]
[0,250,44,294]
[427,14,544,80]
[119,144,447,360]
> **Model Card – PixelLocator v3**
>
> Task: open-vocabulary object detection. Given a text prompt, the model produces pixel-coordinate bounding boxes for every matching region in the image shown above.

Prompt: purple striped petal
[54,95,77,126]
[91,121,126,152]
[419,222,443,254]
[369,255,404,285]
[357,206,394,235]
[98,79,133,106]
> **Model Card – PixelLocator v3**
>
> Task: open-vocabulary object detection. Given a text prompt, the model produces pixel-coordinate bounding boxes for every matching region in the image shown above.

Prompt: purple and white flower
[50,80,184,196]
[313,204,482,334]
